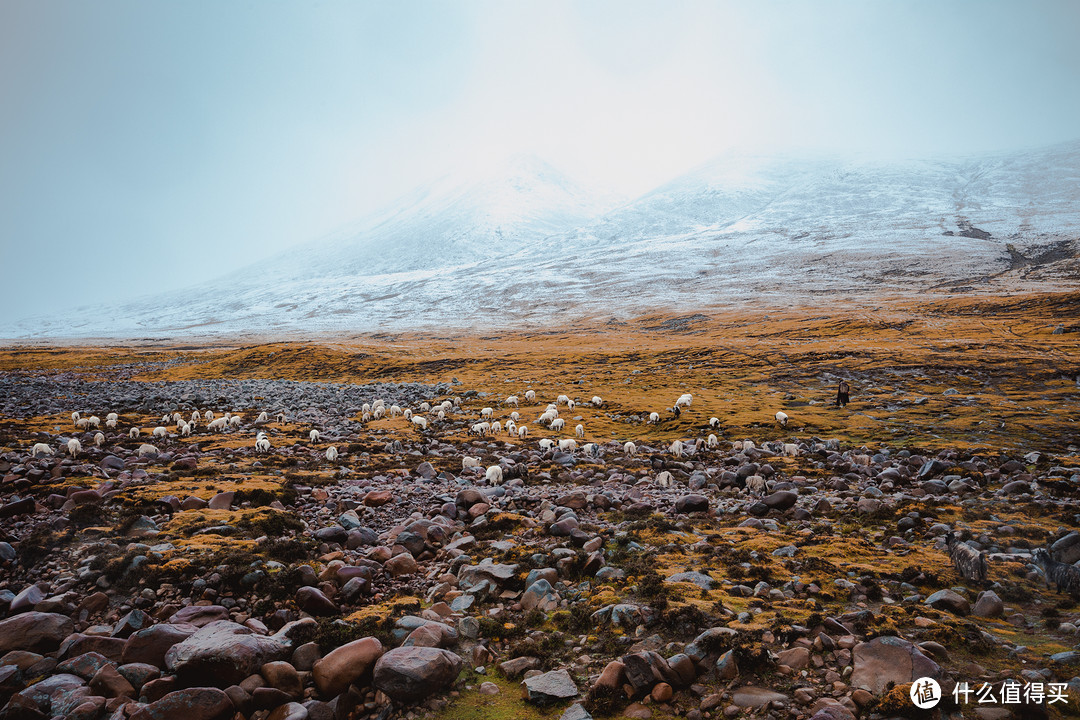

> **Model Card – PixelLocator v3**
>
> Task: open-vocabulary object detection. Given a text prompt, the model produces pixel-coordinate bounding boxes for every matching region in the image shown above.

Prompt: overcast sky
[1,0,1078,321]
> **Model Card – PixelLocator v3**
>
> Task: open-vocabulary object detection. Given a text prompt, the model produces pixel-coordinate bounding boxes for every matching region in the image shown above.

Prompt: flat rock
[521,668,579,705]
[372,646,463,703]
[0,611,74,654]
[850,636,941,695]
[164,621,292,688]
[128,687,234,720]
[731,686,788,707]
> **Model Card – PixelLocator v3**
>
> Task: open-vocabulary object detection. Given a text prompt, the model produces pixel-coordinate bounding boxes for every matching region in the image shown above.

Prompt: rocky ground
[1,297,1079,720]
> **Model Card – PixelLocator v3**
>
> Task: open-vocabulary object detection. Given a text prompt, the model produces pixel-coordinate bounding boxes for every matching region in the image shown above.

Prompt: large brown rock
[128,687,233,720]
[372,647,463,702]
[311,637,383,697]
[850,636,941,695]
[164,621,292,688]
[123,624,198,667]
[0,612,74,654]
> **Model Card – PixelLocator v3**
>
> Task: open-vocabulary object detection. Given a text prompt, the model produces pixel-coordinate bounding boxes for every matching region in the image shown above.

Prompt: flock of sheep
[28,392,796,497]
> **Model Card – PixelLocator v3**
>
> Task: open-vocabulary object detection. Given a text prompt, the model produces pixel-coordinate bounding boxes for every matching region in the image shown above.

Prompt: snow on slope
[4,144,1080,339]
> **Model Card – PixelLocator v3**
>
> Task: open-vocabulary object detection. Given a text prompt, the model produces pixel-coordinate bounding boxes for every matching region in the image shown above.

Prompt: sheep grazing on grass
[575,424,585,439]
[506,420,517,436]
[204,411,214,422]
[106,412,119,425]
[558,438,577,452]
[491,421,502,434]
[390,405,402,417]
[207,418,227,432]
[71,411,81,425]
[179,422,192,437]
[172,412,183,425]
[550,418,566,431]
[648,412,660,424]
[675,393,693,408]
[105,417,118,429]
[1033,548,1080,598]
[517,425,529,438]
[944,532,989,584]
[67,438,81,459]
[525,390,536,403]
[31,443,53,458]
[486,465,503,485]
[775,411,789,427]
[403,409,413,420]
[325,446,339,462]
[591,396,603,407]
[582,442,599,457]
[556,394,570,405]
[256,411,270,424]
[481,407,494,419]
[76,418,90,430]
[509,411,520,422]
[152,426,168,438]
[469,423,488,436]
[709,417,720,428]
[670,440,684,457]
[707,434,719,448]
[538,410,558,426]
[94,432,105,447]
[411,415,428,430]
[276,412,287,423]
[373,407,385,420]
[538,438,555,450]
[417,402,429,412]
[137,444,158,457]
[254,432,271,453]
[191,410,201,424]
[745,475,767,495]
[623,441,637,456]
[462,456,482,470]
[505,395,519,407]
[309,429,321,443]
[656,470,674,488]
[782,443,799,457]
[566,399,576,411]
[229,415,242,428]
[129,427,140,439]
[87,416,100,429]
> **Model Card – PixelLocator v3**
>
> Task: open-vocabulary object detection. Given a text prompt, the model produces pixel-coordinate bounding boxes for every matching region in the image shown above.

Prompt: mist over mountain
[6,142,1080,339]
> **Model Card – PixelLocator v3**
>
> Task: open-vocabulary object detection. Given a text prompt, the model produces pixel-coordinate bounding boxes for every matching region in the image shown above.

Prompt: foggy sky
[1,0,1079,322]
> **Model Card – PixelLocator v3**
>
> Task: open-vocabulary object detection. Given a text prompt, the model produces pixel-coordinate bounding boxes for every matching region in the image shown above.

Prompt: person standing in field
[836,380,850,407]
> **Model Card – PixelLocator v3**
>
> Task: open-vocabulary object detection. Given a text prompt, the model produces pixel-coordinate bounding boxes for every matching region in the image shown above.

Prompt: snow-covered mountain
[5,143,1080,339]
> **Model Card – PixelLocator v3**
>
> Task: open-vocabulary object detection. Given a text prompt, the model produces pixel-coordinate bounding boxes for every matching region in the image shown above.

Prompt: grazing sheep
[437,410,446,420]
[76,418,90,430]
[623,441,637,456]
[31,442,53,458]
[557,394,570,405]
[191,410,201,424]
[105,417,118,429]
[505,395,519,407]
[525,390,536,403]
[591,396,603,407]
[782,443,799,457]
[403,409,413,420]
[362,403,372,414]
[775,411,789,427]
[172,412,183,425]
[670,440,684,457]
[229,415,242,428]
[491,421,502,434]
[254,433,271,453]
[276,412,287,423]
[945,532,989,584]
[1033,548,1080,598]
[207,418,227,432]
[550,418,566,431]
[462,456,482,470]
[517,425,529,438]
[309,429,321,443]
[256,411,270,424]
[325,446,339,462]
[656,470,674,487]
[106,412,119,424]
[129,427,140,439]
[648,412,660,424]
[137,443,158,457]
[411,415,428,430]
[418,402,429,412]
[538,438,555,450]
[567,399,576,411]
[87,416,100,429]
[506,420,517,436]
[373,407,385,420]
[94,432,105,447]
[481,407,494,418]
[361,412,371,422]
[745,475,767,495]
[469,423,488,436]
[67,438,81,459]
[538,411,558,426]
[161,414,170,424]
[675,393,693,408]
[707,434,719,448]
[71,411,81,425]
[709,417,720,428]
[509,411,520,422]
[179,422,192,437]
[204,411,214,422]
[390,405,402,417]
[152,426,168,438]
[575,424,585,438]
[558,438,577,452]
[486,465,504,485]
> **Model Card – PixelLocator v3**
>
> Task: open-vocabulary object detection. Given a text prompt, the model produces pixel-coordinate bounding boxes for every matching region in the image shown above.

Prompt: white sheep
[538,438,555,450]
[161,414,171,424]
[325,446,339,462]
[557,394,570,405]
[403,409,413,420]
[373,399,385,409]
[179,422,192,437]
[76,418,90,430]
[309,429,321,443]
[656,470,674,487]
[538,411,557,426]
[411,415,428,430]
[204,411,214,422]
[191,410,201,424]
[591,396,603,407]
[207,418,227,432]
[128,427,140,439]
[105,417,118,429]
[775,411,788,427]
[525,390,536,403]
[87,416,100,429]
[469,423,488,436]
[255,433,271,453]
[491,421,502,434]
[362,403,371,414]
[509,411,520,422]
[486,465,503,485]
[481,407,494,419]
[583,443,600,458]
[462,456,482,470]
[648,412,660,424]
[94,432,105,447]
[575,424,584,439]
[517,425,529,438]
[558,438,577,452]
[67,438,81,458]
[505,395,519,407]
[675,393,693,408]
[71,411,81,425]
[506,420,517,436]
[745,475,767,495]
[390,405,402,417]
[229,415,242,428]
[623,441,637,456]
[106,412,119,425]
[152,426,168,438]
[361,412,371,422]
[707,434,719,448]
[418,401,429,412]
[256,411,269,424]
[31,442,53,458]
[782,443,799,457]
[172,412,183,424]
[709,417,720,428]
[373,407,385,420]
[550,418,566,431]
[670,440,684,457]
[276,412,287,423]
[137,443,158,457]
[567,399,576,411]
